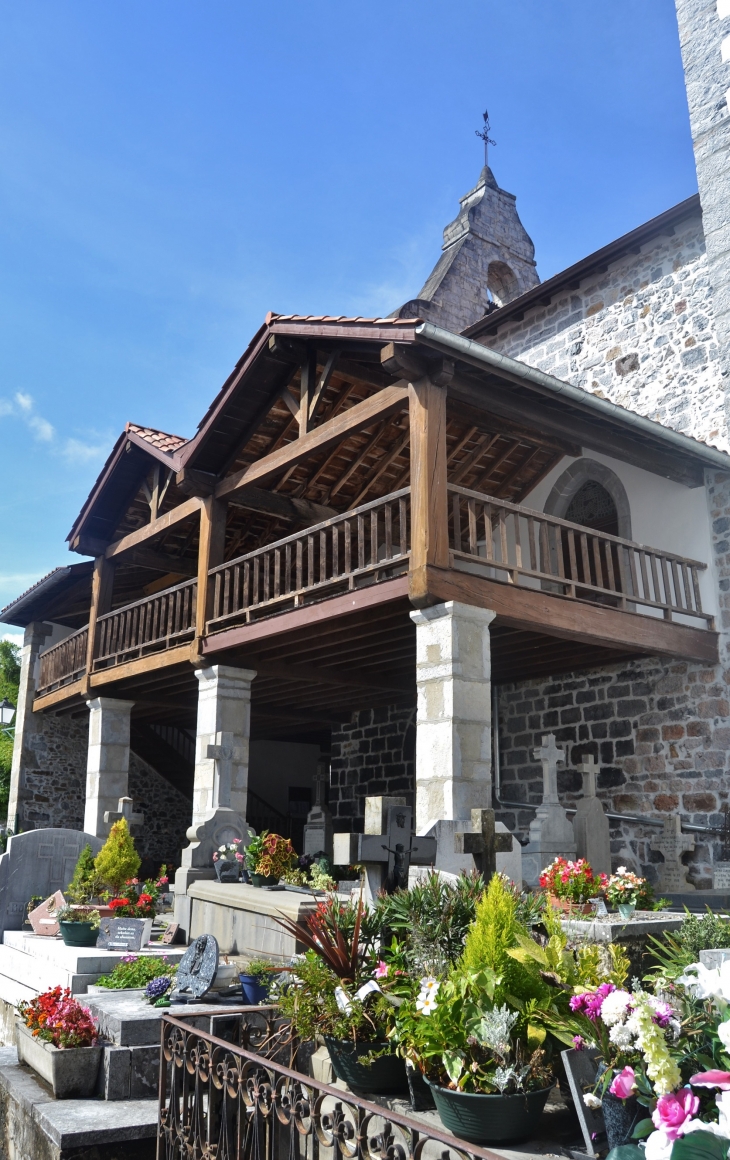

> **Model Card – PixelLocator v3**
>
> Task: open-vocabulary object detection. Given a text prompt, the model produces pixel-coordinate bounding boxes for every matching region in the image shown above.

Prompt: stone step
[3,930,186,978]
[0,943,98,996]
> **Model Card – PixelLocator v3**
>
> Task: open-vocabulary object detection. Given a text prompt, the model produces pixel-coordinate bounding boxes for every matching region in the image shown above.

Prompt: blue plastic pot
[239,974,270,1005]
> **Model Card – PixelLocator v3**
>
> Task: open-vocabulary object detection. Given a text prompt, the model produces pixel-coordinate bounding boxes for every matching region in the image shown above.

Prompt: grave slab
[187,880,318,958]
[572,756,611,877]
[560,911,684,978]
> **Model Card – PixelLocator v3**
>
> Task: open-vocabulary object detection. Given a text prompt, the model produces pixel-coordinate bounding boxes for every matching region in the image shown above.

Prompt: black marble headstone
[172,934,219,1001]
[96,916,152,951]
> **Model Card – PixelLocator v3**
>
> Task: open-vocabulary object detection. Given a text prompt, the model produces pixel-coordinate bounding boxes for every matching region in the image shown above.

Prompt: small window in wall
[564,480,619,537]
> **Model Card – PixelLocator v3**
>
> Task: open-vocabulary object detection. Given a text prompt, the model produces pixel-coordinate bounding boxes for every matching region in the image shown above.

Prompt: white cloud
[0,392,106,464]
[61,437,108,464]
[28,414,55,442]
[13,392,32,413]
[1,632,23,648]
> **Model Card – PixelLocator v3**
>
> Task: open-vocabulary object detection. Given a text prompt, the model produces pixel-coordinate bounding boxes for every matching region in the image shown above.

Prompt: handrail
[496,797,725,837]
[37,625,89,694]
[94,577,197,669]
[448,482,712,626]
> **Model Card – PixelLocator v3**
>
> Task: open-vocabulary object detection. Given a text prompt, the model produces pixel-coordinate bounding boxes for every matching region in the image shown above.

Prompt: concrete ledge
[187,881,318,919]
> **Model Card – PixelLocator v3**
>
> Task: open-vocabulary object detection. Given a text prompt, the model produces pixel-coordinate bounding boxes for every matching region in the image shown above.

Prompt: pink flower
[573,1035,585,1050]
[610,1066,637,1100]
[652,1090,700,1140]
[374,961,388,979]
[652,1001,674,1028]
[690,1071,730,1090]
[235,853,244,862]
[212,853,218,861]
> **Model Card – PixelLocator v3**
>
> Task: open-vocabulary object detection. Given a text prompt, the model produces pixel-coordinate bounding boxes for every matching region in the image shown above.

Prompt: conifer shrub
[67,843,100,903]
[94,819,141,895]
[460,873,545,1004]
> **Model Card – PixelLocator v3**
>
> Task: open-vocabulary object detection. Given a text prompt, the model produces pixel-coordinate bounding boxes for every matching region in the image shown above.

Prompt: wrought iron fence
[158,1013,507,1160]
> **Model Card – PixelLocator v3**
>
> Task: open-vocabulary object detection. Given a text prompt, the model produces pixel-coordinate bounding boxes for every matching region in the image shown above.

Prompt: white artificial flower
[616,866,627,875]
[644,1130,675,1160]
[583,1093,602,1109]
[719,1021,730,1052]
[625,1013,642,1038]
[678,960,730,1002]
[683,1118,730,1140]
[600,990,633,1026]
[609,1022,635,1048]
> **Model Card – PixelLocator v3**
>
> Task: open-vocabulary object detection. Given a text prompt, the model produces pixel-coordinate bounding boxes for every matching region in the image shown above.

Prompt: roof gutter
[415,321,730,475]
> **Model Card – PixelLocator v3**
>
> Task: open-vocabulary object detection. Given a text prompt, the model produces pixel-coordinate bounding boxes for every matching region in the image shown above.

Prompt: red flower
[138,894,153,905]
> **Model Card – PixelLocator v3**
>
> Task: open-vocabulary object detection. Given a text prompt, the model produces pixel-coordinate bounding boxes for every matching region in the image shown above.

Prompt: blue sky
[0,1,697,640]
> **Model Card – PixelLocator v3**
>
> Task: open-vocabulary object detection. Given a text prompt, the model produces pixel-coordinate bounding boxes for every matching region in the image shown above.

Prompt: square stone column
[192,665,256,826]
[410,601,496,863]
[84,697,135,837]
[7,621,53,832]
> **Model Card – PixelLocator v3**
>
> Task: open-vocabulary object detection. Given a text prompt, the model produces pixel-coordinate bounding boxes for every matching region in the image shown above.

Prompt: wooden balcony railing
[37,626,89,695]
[93,578,197,671]
[449,483,712,626]
[207,487,410,631]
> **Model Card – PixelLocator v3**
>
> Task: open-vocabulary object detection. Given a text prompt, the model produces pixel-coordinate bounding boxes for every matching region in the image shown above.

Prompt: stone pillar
[192,665,256,826]
[409,601,496,869]
[83,698,135,837]
[7,621,53,832]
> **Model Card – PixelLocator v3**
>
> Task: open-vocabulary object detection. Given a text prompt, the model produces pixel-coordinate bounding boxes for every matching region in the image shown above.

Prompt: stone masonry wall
[15,711,192,867]
[329,705,416,833]
[481,210,727,451]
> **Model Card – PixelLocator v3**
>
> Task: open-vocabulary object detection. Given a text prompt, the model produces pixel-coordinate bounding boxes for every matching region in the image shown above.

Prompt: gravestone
[650,816,695,893]
[495,821,523,887]
[103,796,144,837]
[572,755,611,876]
[97,916,153,951]
[28,891,65,937]
[561,1047,605,1157]
[303,759,333,859]
[333,797,436,901]
[174,807,255,940]
[459,809,514,878]
[171,933,219,1002]
[714,807,730,889]
[521,735,577,888]
[0,828,104,939]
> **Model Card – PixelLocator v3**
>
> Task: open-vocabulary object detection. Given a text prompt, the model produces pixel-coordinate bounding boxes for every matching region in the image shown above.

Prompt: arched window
[487,261,518,307]
[544,459,631,540]
[564,479,619,537]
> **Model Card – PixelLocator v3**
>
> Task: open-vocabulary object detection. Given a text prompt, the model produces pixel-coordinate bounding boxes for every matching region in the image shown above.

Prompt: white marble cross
[103,796,144,833]
[650,815,695,892]
[576,754,598,798]
[533,734,565,805]
[206,731,244,809]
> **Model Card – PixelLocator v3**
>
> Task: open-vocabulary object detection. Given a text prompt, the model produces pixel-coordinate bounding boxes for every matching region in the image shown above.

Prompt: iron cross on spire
[475,109,496,167]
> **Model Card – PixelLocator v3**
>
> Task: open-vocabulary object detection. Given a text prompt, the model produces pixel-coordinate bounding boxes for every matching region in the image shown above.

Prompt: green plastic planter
[249,873,279,887]
[425,1079,554,1145]
[324,1037,408,1095]
[59,921,98,947]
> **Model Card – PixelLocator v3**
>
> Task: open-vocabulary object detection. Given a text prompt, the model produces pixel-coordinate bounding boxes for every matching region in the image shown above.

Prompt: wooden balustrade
[37,627,89,694]
[449,483,712,625]
[207,488,411,630]
[93,578,197,670]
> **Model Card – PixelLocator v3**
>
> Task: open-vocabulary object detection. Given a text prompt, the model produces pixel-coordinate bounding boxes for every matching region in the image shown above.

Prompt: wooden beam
[228,486,336,525]
[450,432,500,486]
[89,643,194,688]
[417,564,719,663]
[409,377,449,603]
[83,556,114,693]
[299,348,317,437]
[216,384,409,500]
[128,548,197,576]
[106,496,203,561]
[33,678,86,713]
[175,468,217,497]
[309,347,341,425]
[245,656,413,695]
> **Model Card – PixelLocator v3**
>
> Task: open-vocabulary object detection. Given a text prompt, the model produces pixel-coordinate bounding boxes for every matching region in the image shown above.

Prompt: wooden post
[408,377,449,606]
[299,348,317,438]
[84,555,115,691]
[194,496,227,652]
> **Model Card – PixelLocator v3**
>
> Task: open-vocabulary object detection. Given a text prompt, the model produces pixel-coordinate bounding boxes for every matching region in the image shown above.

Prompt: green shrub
[94,819,140,894]
[96,956,177,989]
[67,843,99,903]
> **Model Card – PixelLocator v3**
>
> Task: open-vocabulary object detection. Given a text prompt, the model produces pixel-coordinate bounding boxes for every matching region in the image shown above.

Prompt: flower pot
[406,1061,435,1111]
[425,1080,554,1146]
[239,973,271,1005]
[214,859,241,883]
[617,903,636,921]
[59,920,98,947]
[250,873,279,888]
[15,1019,102,1099]
[323,1037,408,1095]
[602,1092,641,1150]
[547,895,594,915]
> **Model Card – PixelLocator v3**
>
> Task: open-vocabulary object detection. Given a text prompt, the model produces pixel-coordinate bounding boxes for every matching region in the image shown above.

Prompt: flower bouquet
[539,857,605,914]
[212,838,247,882]
[604,866,655,919]
[245,830,294,886]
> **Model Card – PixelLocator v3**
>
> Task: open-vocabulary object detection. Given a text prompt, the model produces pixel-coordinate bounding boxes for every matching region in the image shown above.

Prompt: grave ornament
[333,797,436,900]
[171,933,219,1002]
[103,796,144,836]
[572,755,611,876]
[650,815,695,893]
[29,891,66,938]
[303,758,333,859]
[521,734,577,888]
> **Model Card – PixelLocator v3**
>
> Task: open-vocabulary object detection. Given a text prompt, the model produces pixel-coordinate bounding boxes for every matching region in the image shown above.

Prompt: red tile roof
[126,423,188,454]
[266,312,422,325]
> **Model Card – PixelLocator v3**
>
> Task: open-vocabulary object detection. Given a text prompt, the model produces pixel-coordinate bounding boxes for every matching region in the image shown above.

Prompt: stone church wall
[481,209,727,452]
[329,705,415,833]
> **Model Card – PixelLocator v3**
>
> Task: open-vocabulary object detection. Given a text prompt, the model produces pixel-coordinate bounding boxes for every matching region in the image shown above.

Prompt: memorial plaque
[561,1046,605,1158]
[96,916,153,951]
[28,891,65,938]
[714,863,730,891]
[171,934,219,1001]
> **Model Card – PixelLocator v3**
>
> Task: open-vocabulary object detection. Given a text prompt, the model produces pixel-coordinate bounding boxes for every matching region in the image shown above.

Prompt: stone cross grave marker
[171,933,219,1002]
[0,828,104,938]
[651,816,695,893]
[103,796,144,835]
[460,809,514,878]
[206,731,245,810]
[333,798,436,899]
[573,755,611,876]
[303,759,334,859]
[521,733,577,888]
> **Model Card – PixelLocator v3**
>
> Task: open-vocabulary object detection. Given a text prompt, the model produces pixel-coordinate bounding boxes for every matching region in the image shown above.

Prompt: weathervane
[475,109,496,167]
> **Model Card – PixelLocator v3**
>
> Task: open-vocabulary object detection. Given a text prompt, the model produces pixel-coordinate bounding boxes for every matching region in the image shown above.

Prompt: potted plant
[16,986,102,1098]
[539,857,605,915]
[239,959,275,1005]
[53,904,101,947]
[213,839,246,882]
[604,866,654,920]
[276,895,408,1095]
[245,830,295,886]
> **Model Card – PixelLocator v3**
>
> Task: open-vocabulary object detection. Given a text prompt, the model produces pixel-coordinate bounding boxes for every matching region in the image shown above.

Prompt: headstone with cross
[206,731,245,810]
[521,734,577,888]
[333,796,437,901]
[103,796,145,836]
[0,828,104,938]
[303,757,333,859]
[572,755,611,876]
[460,809,514,878]
[651,815,695,893]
